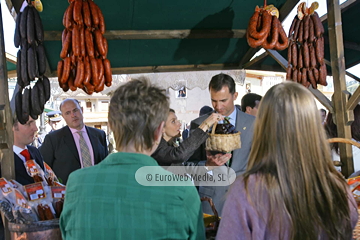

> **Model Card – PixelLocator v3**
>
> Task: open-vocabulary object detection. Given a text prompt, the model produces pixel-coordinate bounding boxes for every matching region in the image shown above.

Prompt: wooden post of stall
[326,0,354,177]
[0,2,15,239]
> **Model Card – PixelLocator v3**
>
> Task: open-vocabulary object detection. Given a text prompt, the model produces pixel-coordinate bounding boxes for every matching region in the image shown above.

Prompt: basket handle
[211,122,218,134]
[328,138,360,148]
[201,197,220,231]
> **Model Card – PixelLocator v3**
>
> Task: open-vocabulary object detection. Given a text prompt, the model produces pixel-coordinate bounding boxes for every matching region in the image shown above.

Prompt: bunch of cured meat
[14,2,51,124]
[58,0,112,94]
[246,5,289,50]
[286,2,327,88]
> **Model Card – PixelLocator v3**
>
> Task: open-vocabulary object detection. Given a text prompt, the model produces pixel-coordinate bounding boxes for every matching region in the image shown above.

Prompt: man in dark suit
[12,116,45,185]
[40,99,108,184]
[188,73,255,216]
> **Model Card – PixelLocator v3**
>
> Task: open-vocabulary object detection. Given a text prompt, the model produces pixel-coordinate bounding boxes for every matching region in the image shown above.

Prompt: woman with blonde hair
[217,81,358,240]
[152,108,222,166]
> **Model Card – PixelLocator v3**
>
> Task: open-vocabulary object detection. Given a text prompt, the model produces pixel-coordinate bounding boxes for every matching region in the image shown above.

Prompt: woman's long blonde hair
[243,81,352,240]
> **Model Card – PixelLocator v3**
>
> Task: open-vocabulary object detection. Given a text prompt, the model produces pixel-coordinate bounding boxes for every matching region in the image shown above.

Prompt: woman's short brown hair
[108,78,169,152]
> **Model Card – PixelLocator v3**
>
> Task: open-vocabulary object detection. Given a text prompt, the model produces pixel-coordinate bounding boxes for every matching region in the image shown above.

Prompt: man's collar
[69,125,86,134]
[13,145,27,155]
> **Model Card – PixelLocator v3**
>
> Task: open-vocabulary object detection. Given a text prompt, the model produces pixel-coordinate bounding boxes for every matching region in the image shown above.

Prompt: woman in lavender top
[217,81,358,240]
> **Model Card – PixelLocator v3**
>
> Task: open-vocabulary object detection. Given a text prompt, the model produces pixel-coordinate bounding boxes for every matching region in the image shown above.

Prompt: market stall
[0,0,359,238]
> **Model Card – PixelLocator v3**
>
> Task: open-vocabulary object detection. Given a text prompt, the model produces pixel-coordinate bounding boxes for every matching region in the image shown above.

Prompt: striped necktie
[77,131,92,168]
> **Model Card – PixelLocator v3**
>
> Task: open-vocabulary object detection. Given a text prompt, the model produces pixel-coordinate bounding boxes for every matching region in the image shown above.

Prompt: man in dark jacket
[12,116,45,185]
[40,99,108,184]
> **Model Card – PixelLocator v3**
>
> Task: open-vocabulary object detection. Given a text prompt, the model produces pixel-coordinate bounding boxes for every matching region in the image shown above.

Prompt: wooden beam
[245,73,263,80]
[45,29,247,41]
[0,4,15,239]
[320,0,359,22]
[265,49,288,70]
[324,36,360,52]
[278,0,301,22]
[308,86,334,113]
[345,71,360,83]
[5,53,16,64]
[327,0,354,177]
[7,70,16,78]
[346,86,360,111]
[242,52,268,69]
[239,48,261,68]
[49,63,245,77]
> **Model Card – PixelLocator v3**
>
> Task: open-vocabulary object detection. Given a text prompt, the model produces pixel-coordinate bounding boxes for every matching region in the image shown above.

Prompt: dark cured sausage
[57,60,64,84]
[308,68,317,88]
[303,43,310,68]
[72,25,80,57]
[297,69,302,83]
[88,0,100,26]
[309,44,317,68]
[291,43,298,68]
[292,69,298,82]
[275,19,289,51]
[94,75,105,93]
[82,1,92,28]
[80,27,86,57]
[102,36,108,58]
[247,31,266,48]
[17,50,24,88]
[85,29,94,58]
[37,205,46,221]
[97,5,105,35]
[60,57,71,84]
[315,37,324,65]
[311,12,324,38]
[44,205,54,220]
[65,2,74,29]
[293,16,301,40]
[60,31,72,59]
[288,17,298,40]
[103,59,112,87]
[313,67,319,82]
[62,29,68,47]
[73,0,83,25]
[20,7,29,39]
[94,29,106,56]
[68,71,77,91]
[303,15,310,42]
[83,57,91,85]
[309,17,315,43]
[248,9,272,40]
[62,6,68,27]
[263,16,278,49]
[90,58,98,86]
[286,67,292,80]
[97,58,104,84]
[14,12,22,48]
[27,6,35,45]
[298,46,303,69]
[301,68,307,87]
[33,6,44,43]
[319,63,327,86]
[287,42,292,67]
[298,20,304,43]
[74,60,84,88]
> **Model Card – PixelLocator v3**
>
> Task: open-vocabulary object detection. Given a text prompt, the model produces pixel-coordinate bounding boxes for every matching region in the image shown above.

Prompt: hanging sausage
[58,0,112,94]
[286,2,327,88]
[246,4,289,51]
[14,1,50,124]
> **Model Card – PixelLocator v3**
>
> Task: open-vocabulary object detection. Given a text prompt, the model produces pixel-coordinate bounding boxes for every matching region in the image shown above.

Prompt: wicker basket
[201,197,220,240]
[205,122,241,153]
